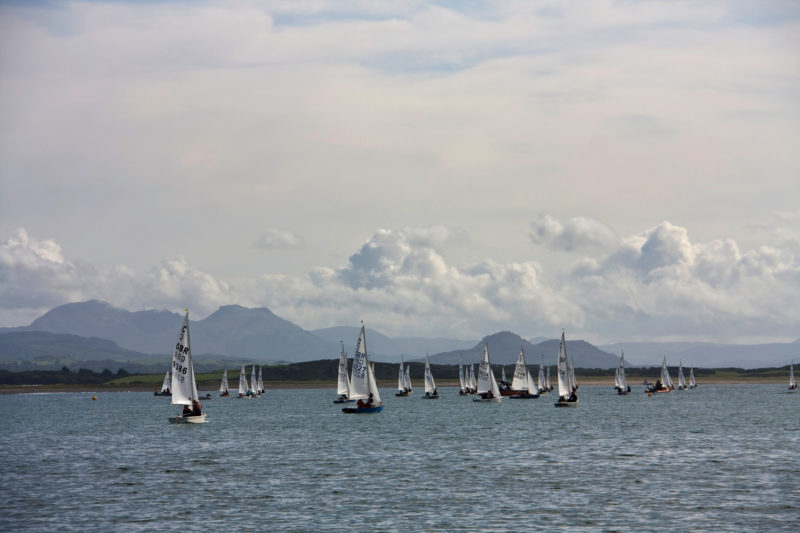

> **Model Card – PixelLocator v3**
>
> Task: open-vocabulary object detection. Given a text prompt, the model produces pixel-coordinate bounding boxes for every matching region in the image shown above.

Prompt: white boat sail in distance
[422,353,439,399]
[341,324,383,413]
[237,364,249,398]
[154,369,171,396]
[555,331,578,407]
[790,361,797,391]
[395,355,410,397]
[168,310,206,423]
[473,344,502,402]
[334,342,355,403]
[219,369,230,397]
[509,346,538,399]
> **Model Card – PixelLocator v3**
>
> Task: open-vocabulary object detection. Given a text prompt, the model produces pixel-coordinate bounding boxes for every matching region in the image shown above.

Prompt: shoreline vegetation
[0,363,791,394]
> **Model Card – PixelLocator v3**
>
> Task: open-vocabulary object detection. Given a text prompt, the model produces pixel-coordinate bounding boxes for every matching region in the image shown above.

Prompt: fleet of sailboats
[167,310,206,423]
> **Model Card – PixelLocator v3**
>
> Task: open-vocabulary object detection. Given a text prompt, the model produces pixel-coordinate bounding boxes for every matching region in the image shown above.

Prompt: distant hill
[311,326,475,360]
[429,331,621,369]
[599,340,800,369]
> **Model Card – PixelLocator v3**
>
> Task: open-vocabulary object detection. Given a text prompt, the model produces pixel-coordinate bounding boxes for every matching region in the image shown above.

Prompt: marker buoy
[92,395,97,401]
[647,393,652,397]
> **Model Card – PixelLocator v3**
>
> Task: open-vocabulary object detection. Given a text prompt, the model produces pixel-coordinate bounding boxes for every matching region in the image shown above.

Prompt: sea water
[0,385,797,532]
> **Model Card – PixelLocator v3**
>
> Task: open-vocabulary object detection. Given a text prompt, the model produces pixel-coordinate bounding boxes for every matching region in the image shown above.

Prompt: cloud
[530,215,619,252]
[255,229,304,250]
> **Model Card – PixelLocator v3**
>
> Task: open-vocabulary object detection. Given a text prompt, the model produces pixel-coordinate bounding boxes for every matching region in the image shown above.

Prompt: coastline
[0,376,789,394]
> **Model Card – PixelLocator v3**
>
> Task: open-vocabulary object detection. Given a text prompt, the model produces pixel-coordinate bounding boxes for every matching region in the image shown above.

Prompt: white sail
[219,369,228,393]
[619,352,627,390]
[538,360,545,393]
[349,325,371,400]
[689,367,696,388]
[404,364,412,392]
[501,366,508,383]
[511,347,529,391]
[468,364,476,390]
[424,353,437,395]
[678,360,686,389]
[557,331,569,399]
[661,357,673,389]
[567,358,576,392]
[336,343,351,397]
[398,356,406,392]
[790,362,796,388]
[160,371,171,393]
[526,369,537,395]
[614,367,620,389]
[257,366,264,393]
[546,365,551,390]
[238,364,248,396]
[489,367,501,398]
[171,311,198,406]
[459,355,466,392]
[476,345,492,394]
[367,356,382,404]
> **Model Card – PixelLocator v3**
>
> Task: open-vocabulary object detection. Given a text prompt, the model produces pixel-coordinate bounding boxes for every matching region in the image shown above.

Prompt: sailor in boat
[357,393,375,408]
[568,387,578,402]
[479,390,495,400]
[182,399,203,417]
[337,393,350,402]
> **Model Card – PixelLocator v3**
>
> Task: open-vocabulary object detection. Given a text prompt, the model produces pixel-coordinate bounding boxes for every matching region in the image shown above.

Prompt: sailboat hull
[472,397,502,403]
[554,400,578,407]
[168,413,207,424]
[154,391,172,397]
[395,391,410,397]
[333,398,356,403]
[342,405,384,413]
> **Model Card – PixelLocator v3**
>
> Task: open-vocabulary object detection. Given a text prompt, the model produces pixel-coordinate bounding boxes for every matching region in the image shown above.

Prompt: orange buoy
[92,395,97,400]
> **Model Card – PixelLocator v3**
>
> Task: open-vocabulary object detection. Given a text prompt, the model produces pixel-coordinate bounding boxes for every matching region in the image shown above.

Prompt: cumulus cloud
[530,214,619,252]
[255,229,304,250]
[0,228,244,324]
[3,222,800,343]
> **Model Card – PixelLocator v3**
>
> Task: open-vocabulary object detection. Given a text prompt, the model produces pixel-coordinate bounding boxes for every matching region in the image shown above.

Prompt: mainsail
[398,356,406,393]
[349,325,371,400]
[511,347,529,391]
[219,369,228,393]
[337,343,351,397]
[424,353,437,395]
[404,364,412,392]
[171,311,198,406]
[459,355,466,392]
[160,371,171,393]
[238,364,248,396]
[476,344,501,397]
[557,331,569,400]
[678,361,687,389]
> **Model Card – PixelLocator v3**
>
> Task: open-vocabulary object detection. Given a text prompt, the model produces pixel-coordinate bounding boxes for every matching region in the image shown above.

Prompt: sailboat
[249,365,259,397]
[422,353,439,399]
[509,347,538,398]
[789,361,797,391]
[617,352,630,395]
[458,354,469,395]
[257,366,265,395]
[677,360,687,390]
[555,331,578,407]
[334,342,355,403]
[646,357,673,393]
[546,364,552,391]
[396,356,410,397]
[154,369,172,396]
[342,324,384,413]
[404,363,413,394]
[167,310,206,423]
[219,369,230,397]
[237,364,249,399]
[688,367,697,389]
[473,344,502,402]
[468,364,477,393]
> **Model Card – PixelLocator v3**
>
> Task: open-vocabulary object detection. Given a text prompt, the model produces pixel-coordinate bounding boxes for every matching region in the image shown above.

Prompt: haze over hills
[430,331,621,369]
[0,300,797,369]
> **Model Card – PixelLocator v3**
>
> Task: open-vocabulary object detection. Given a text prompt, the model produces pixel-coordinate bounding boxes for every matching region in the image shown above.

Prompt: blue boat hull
[342,405,384,413]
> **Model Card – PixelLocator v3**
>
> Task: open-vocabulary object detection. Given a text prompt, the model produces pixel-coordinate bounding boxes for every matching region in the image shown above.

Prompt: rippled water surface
[1,385,798,531]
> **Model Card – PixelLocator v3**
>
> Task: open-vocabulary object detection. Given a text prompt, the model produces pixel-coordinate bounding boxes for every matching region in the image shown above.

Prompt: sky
[1,0,799,344]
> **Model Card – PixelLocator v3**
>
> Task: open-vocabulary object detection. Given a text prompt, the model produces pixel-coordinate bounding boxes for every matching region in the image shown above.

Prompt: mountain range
[1,300,797,369]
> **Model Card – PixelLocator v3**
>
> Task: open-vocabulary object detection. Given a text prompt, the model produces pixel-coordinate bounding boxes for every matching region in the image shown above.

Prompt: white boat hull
[168,413,207,424]
[473,397,502,403]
